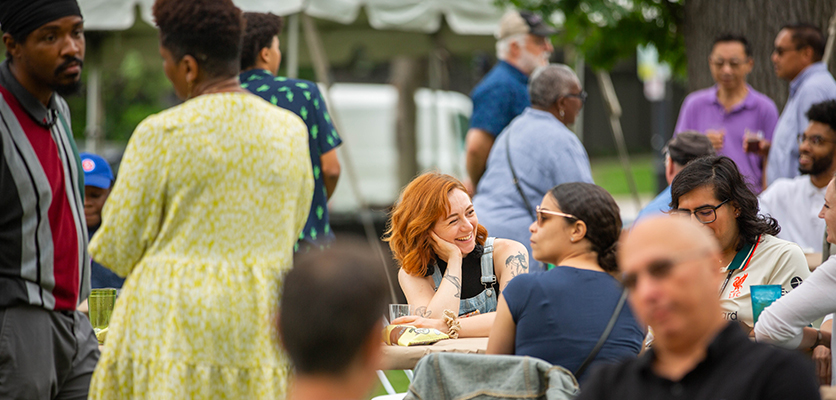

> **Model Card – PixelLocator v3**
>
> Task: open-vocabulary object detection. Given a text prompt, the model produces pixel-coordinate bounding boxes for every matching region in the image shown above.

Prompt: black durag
[0,0,82,39]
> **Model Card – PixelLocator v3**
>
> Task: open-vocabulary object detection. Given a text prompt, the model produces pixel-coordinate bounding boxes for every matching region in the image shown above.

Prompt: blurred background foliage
[496,0,686,78]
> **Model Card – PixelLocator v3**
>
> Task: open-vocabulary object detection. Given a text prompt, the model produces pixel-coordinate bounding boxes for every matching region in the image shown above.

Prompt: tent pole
[596,71,642,211]
[84,36,102,153]
[825,9,836,67]
[286,13,300,79]
[301,14,331,86]
[301,14,398,304]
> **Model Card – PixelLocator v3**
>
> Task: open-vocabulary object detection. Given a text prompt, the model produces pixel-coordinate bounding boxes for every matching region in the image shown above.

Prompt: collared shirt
[240,69,342,250]
[767,62,836,185]
[717,234,809,328]
[759,175,826,252]
[634,185,672,224]
[0,59,90,311]
[473,107,593,265]
[468,60,530,137]
[576,322,821,400]
[674,85,778,193]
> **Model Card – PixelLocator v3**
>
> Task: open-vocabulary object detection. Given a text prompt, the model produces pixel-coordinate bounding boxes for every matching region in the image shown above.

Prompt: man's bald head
[620,217,725,351]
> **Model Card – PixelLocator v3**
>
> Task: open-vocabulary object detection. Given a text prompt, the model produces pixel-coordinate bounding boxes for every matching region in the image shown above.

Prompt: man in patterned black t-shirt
[240,12,342,253]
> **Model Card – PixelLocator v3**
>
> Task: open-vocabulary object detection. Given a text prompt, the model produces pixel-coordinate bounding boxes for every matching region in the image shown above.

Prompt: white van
[321,83,472,214]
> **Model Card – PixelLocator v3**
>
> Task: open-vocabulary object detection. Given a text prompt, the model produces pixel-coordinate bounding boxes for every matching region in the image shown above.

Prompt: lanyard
[719,269,735,297]
[718,236,760,298]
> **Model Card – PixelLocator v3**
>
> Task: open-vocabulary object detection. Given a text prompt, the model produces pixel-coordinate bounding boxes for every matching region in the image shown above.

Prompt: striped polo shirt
[0,60,90,311]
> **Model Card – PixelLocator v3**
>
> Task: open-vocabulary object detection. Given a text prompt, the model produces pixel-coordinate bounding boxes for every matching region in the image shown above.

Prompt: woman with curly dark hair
[87,0,313,398]
[669,156,809,332]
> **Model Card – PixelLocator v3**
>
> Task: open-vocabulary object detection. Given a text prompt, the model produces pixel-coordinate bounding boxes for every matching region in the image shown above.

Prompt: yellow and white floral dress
[88,92,313,399]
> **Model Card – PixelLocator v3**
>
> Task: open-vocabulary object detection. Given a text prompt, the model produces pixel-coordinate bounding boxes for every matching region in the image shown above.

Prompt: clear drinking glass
[89,288,117,344]
[389,304,414,323]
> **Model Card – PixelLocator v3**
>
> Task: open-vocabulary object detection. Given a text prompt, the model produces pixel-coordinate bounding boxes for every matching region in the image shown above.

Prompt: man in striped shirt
[0,0,99,398]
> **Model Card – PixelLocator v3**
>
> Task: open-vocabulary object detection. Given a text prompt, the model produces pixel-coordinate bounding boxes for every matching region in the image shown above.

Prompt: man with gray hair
[465,10,555,191]
[634,132,715,223]
[473,64,592,270]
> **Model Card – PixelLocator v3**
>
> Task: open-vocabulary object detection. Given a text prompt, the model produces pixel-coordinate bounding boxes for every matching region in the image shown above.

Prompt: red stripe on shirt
[1,86,79,310]
[740,235,761,272]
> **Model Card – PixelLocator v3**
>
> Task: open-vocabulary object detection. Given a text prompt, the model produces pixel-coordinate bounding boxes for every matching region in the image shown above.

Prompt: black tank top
[423,244,498,299]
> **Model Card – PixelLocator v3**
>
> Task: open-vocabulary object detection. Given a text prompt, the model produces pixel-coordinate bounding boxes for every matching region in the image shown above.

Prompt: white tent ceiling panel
[305,0,363,25]
[79,0,306,30]
[80,0,505,34]
[308,0,505,34]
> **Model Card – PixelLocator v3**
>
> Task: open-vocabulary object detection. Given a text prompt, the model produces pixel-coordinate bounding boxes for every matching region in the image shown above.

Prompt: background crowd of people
[2,0,836,399]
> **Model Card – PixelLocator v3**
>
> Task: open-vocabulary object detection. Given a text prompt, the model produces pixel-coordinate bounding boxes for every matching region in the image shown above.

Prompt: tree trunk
[390,57,423,189]
[684,0,836,108]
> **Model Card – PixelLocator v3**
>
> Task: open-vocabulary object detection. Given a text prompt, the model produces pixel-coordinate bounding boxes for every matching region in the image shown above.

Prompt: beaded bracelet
[443,309,461,339]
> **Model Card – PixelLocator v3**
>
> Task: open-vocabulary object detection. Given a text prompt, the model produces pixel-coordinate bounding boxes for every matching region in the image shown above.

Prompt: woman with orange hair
[384,172,529,337]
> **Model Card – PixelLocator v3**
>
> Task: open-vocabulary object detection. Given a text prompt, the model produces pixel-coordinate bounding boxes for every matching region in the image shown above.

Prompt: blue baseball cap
[80,152,113,189]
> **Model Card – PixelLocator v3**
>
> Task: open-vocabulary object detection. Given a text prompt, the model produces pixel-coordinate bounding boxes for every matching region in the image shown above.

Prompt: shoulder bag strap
[575,287,629,377]
[505,131,536,220]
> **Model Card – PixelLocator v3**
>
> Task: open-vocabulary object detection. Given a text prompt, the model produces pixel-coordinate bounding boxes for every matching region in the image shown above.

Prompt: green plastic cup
[750,284,782,324]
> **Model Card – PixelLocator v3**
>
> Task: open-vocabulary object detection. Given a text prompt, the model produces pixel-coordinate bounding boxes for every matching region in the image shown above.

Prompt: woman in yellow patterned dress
[87,0,313,398]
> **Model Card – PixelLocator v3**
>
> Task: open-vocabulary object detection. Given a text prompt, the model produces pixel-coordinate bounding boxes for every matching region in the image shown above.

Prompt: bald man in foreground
[576,217,820,400]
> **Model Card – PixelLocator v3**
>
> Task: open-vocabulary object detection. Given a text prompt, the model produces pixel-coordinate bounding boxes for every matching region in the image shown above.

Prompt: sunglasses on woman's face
[535,205,576,227]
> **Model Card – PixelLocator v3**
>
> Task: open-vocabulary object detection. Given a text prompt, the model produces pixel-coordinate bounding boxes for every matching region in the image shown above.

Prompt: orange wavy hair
[383,172,488,276]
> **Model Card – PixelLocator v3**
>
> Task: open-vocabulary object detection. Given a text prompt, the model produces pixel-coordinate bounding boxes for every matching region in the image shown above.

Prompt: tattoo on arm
[414,306,431,318]
[443,274,462,299]
[506,251,529,277]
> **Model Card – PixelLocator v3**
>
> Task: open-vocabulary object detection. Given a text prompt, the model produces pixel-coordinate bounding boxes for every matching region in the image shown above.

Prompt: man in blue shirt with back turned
[240,12,342,253]
[465,10,554,191]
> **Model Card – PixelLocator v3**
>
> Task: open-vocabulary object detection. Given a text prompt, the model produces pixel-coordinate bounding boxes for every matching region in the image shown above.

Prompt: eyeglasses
[797,133,835,146]
[772,45,802,57]
[710,58,746,68]
[669,199,730,224]
[563,91,587,104]
[535,205,577,227]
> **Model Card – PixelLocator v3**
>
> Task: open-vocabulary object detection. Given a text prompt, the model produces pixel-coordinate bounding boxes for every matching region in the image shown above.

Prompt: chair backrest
[404,353,580,400]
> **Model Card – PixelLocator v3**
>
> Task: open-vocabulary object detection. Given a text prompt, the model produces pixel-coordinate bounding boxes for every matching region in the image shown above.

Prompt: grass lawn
[590,153,658,196]
[367,370,411,398]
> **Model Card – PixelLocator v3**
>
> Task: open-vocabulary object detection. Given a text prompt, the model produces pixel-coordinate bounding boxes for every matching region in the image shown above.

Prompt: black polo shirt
[576,322,821,400]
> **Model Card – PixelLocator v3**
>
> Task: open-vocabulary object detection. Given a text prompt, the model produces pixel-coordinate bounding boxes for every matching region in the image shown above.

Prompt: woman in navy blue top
[487,182,644,381]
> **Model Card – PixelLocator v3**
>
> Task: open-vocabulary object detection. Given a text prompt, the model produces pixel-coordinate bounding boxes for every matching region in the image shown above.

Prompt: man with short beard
[765,23,836,185]
[760,100,836,254]
[465,10,554,191]
[0,0,99,398]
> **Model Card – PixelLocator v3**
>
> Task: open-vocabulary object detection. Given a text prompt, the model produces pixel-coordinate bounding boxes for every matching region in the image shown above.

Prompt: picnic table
[380,337,489,370]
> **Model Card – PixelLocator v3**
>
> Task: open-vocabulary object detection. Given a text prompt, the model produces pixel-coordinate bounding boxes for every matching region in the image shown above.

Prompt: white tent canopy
[78,0,506,35]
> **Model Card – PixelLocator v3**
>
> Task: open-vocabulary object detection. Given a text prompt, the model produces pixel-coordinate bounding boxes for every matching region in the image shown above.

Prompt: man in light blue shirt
[634,132,715,224]
[473,64,592,270]
[766,23,836,185]
[465,10,555,190]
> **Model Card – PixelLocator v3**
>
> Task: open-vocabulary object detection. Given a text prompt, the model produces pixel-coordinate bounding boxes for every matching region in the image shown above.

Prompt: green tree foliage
[497,0,685,77]
[66,49,171,142]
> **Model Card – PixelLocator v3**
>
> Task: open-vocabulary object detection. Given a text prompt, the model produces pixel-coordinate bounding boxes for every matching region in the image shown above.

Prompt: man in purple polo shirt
[674,34,778,194]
